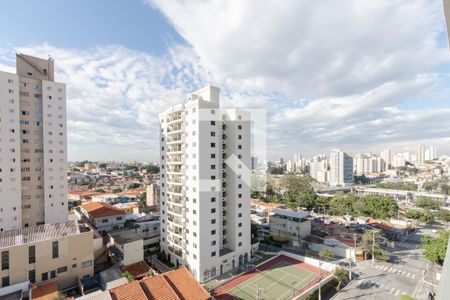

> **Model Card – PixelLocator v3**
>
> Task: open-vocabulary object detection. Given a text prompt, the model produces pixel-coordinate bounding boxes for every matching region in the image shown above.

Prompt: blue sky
[1,0,450,162]
[0,0,182,55]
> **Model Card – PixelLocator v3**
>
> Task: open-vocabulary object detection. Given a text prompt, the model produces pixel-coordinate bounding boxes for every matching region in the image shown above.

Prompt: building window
[29,245,36,264]
[211,143,215,148]
[238,125,242,130]
[211,121,215,125]
[211,153,215,158]
[211,219,216,224]
[238,203,242,208]
[28,270,36,284]
[2,276,9,287]
[211,197,216,202]
[238,223,242,227]
[211,230,216,235]
[52,241,59,259]
[41,272,48,281]
[239,232,242,237]
[239,242,242,247]
[211,131,215,136]
[211,208,216,213]
[211,240,216,246]
[81,260,92,268]
[211,251,216,257]
[1,251,9,270]
[211,164,216,169]
[102,218,108,223]
[50,270,56,279]
[238,213,242,217]
[57,266,67,273]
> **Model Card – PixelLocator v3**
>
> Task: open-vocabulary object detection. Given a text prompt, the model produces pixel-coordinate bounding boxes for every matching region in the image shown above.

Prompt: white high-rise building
[354,153,386,175]
[159,86,251,283]
[380,148,392,169]
[329,149,353,187]
[0,54,68,230]
[416,144,426,165]
[425,146,437,161]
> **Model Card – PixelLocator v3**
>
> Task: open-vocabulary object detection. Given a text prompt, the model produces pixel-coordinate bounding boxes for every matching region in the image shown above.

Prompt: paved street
[334,227,435,300]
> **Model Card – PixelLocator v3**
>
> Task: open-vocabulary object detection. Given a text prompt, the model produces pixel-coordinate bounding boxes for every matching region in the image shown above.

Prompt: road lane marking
[395,290,400,296]
[389,288,395,294]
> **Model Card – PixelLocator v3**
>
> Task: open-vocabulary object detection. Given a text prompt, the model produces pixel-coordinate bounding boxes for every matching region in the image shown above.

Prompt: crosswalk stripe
[388,267,393,272]
[383,266,388,271]
[395,290,400,296]
[389,288,395,294]
[412,273,416,279]
[402,271,406,276]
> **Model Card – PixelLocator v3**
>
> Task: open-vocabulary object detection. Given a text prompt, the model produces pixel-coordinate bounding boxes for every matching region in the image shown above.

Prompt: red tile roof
[81,202,125,218]
[110,281,147,300]
[109,267,210,300]
[140,275,180,300]
[163,267,210,300]
[31,281,59,300]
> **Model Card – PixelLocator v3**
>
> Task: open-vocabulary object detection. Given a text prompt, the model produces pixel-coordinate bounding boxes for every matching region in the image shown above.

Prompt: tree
[95,188,105,193]
[334,268,349,291]
[437,209,450,222]
[319,249,334,262]
[421,230,450,266]
[112,188,123,193]
[415,197,442,210]
[99,163,108,169]
[144,165,160,174]
[139,192,147,201]
[280,175,317,210]
[359,230,389,261]
[375,182,417,191]
[128,183,141,190]
[122,271,135,283]
[362,195,398,219]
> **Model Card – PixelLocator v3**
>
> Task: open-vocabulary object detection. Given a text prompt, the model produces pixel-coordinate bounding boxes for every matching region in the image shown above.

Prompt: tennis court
[214,255,325,300]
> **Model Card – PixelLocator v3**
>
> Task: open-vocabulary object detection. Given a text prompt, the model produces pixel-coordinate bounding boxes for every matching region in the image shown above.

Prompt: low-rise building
[78,202,126,232]
[145,183,160,208]
[251,200,286,217]
[0,221,94,291]
[108,228,143,267]
[269,209,311,245]
[113,202,140,214]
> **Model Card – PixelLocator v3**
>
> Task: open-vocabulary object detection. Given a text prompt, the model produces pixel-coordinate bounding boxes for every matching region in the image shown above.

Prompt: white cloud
[1,0,450,161]
[148,0,449,96]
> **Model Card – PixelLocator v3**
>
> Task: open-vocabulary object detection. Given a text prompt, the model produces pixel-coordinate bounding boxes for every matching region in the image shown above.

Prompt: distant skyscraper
[416,144,426,165]
[159,86,251,283]
[425,146,437,161]
[0,54,68,230]
[329,149,353,187]
[380,148,392,169]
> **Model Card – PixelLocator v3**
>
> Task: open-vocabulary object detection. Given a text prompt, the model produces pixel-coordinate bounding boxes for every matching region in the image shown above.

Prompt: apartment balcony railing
[167,196,184,205]
[167,134,183,144]
[167,125,182,134]
[167,146,182,153]
[167,205,184,216]
[168,244,183,258]
[166,156,182,164]
[166,114,182,124]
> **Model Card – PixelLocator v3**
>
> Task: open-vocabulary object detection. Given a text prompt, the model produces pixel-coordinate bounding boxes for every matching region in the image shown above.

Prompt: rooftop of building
[81,202,125,219]
[251,199,286,209]
[110,281,147,300]
[270,209,309,219]
[31,281,59,300]
[0,220,82,249]
[121,261,151,279]
[109,228,142,244]
[107,267,209,300]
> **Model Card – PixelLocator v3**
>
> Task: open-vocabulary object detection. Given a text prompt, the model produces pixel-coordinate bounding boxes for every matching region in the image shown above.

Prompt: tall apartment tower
[329,149,353,187]
[415,144,426,166]
[0,54,68,231]
[380,148,392,169]
[159,86,251,283]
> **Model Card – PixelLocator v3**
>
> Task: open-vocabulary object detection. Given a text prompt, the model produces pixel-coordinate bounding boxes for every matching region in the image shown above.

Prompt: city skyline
[1,0,450,162]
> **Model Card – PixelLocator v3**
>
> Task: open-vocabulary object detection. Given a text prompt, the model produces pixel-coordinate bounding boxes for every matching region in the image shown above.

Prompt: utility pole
[350,233,357,280]
[318,258,322,300]
[371,231,375,265]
